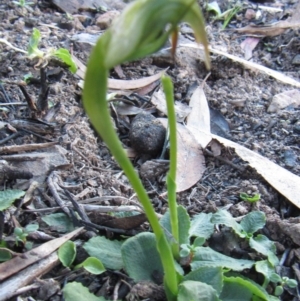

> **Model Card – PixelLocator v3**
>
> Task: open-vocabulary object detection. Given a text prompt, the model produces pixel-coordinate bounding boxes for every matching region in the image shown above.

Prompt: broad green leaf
[178,280,220,301]
[81,257,106,275]
[0,189,25,211]
[160,205,190,245]
[0,249,12,262]
[25,223,39,233]
[255,260,277,282]
[58,241,76,267]
[27,28,44,58]
[219,278,252,301]
[121,232,163,283]
[54,48,77,74]
[240,211,265,236]
[184,267,223,294]
[189,212,214,239]
[63,282,109,301]
[191,247,254,271]
[193,236,206,247]
[211,210,245,238]
[84,236,123,270]
[42,213,74,233]
[223,276,277,301]
[249,235,278,264]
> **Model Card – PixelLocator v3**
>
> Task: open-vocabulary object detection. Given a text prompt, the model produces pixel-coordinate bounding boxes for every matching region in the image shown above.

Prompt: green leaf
[211,210,245,238]
[25,223,39,233]
[274,286,283,296]
[219,278,253,301]
[0,249,12,262]
[184,267,223,294]
[240,193,261,203]
[63,282,109,301]
[249,235,278,264]
[160,205,190,245]
[240,211,265,236]
[0,189,25,211]
[178,280,221,301]
[42,213,74,233]
[84,236,123,270]
[58,241,76,267]
[223,276,275,301]
[189,212,214,239]
[206,1,222,16]
[269,272,282,283]
[27,28,44,58]
[285,278,298,288]
[191,247,254,271]
[121,232,163,283]
[193,237,206,247]
[81,257,106,275]
[54,48,77,73]
[255,260,276,281]
[14,227,24,237]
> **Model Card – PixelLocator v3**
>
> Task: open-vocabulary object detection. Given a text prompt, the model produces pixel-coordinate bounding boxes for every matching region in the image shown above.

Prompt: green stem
[162,76,179,259]
[83,39,178,301]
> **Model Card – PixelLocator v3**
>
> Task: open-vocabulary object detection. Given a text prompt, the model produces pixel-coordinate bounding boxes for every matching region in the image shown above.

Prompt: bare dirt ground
[0,0,300,300]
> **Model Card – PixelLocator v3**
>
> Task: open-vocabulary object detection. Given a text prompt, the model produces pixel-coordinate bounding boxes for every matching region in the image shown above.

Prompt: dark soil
[0,0,299,300]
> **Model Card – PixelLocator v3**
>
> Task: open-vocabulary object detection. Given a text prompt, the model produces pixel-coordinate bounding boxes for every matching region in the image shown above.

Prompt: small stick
[0,141,57,154]
[47,172,70,216]
[203,148,245,173]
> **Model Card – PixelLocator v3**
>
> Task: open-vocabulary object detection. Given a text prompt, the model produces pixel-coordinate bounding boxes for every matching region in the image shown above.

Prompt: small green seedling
[14,223,38,249]
[12,0,34,8]
[27,28,77,73]
[206,1,241,29]
[240,192,261,203]
[58,241,106,275]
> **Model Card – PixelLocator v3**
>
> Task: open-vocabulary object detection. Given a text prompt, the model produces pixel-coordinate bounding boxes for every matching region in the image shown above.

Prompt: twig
[47,171,70,216]
[113,280,122,301]
[19,85,38,112]
[63,189,92,224]
[0,38,27,54]
[203,148,245,173]
[79,220,140,236]
[0,132,20,146]
[0,141,57,154]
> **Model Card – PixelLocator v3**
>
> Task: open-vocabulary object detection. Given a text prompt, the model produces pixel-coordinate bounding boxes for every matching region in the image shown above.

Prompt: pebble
[284,150,296,168]
[293,124,300,134]
[96,11,120,29]
[292,54,300,66]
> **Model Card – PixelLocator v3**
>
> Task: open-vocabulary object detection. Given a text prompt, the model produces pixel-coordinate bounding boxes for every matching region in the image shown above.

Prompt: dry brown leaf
[186,86,212,148]
[267,89,300,113]
[235,1,300,37]
[209,139,222,156]
[183,84,300,208]
[179,43,300,88]
[159,118,205,192]
[234,23,286,37]
[0,227,83,282]
[240,37,260,60]
[213,135,300,209]
[151,89,192,122]
[72,54,166,90]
